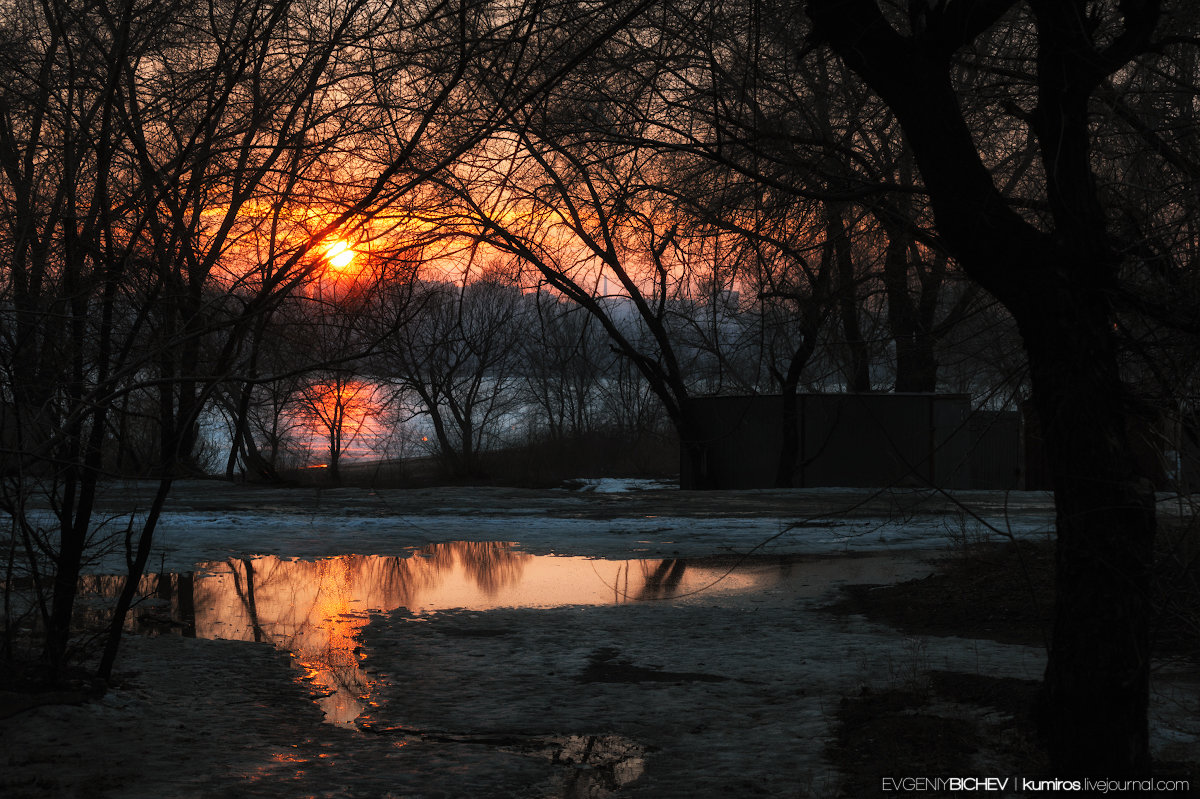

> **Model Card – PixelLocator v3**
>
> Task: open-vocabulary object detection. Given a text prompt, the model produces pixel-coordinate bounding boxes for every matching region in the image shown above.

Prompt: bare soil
[2,487,1196,797]
[824,530,1200,798]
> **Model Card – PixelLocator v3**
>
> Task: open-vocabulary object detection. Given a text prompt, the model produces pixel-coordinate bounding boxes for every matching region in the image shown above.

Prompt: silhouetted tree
[807,0,1190,777]
[378,269,527,476]
[0,0,652,684]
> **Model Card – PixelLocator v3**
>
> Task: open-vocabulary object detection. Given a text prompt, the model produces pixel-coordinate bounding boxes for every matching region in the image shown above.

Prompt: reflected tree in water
[636,559,689,601]
[446,542,528,595]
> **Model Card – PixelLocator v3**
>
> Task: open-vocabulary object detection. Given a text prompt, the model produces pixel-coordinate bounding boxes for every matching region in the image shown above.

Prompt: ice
[62,482,1060,574]
[3,483,1196,798]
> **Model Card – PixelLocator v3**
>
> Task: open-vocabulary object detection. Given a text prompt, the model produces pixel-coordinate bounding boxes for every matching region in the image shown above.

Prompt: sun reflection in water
[129,543,787,726]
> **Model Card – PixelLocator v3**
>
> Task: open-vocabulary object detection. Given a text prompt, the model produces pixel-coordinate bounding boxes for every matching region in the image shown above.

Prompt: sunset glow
[324,240,356,269]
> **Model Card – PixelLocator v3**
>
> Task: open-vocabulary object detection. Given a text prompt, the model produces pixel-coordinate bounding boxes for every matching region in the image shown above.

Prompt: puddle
[85,543,930,726]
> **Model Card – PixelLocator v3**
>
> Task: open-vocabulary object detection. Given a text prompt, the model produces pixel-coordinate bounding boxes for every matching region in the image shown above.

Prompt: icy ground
[82,481,1064,572]
[2,483,1196,798]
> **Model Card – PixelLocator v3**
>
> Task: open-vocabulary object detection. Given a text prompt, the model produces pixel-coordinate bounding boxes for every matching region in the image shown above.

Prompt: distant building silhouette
[679,393,1023,490]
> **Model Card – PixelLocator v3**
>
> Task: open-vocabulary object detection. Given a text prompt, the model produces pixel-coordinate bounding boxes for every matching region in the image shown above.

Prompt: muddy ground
[1,484,1196,797]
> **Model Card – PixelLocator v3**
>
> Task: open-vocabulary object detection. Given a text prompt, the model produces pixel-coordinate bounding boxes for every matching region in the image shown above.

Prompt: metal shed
[680,393,1021,490]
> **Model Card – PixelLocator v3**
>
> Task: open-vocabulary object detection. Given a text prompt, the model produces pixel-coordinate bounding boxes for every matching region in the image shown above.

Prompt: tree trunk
[773,330,820,488]
[225,381,258,480]
[805,0,1161,776]
[1019,295,1154,776]
[882,224,938,393]
[828,206,871,391]
[98,478,173,680]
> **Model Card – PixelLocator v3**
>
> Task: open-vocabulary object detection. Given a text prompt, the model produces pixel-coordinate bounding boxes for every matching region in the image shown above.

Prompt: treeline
[215,263,1011,484]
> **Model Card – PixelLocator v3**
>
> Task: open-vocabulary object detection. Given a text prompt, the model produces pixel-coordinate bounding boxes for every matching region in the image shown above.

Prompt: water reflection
[98,543,792,724]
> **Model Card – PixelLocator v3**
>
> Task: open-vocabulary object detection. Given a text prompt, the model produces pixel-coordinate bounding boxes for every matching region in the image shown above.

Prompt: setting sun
[324,240,356,269]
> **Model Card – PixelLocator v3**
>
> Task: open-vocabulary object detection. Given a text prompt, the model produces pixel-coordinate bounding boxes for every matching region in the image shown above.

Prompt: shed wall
[681,393,1013,490]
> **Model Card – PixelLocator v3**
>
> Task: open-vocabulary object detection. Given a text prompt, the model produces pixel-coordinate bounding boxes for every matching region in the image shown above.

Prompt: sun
[324,240,356,269]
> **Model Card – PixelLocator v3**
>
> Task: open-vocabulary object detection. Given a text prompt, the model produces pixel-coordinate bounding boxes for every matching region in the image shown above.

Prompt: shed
[680,393,1021,490]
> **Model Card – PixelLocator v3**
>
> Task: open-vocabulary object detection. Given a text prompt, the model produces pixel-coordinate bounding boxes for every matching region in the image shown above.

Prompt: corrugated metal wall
[966,411,1023,490]
[681,394,1021,490]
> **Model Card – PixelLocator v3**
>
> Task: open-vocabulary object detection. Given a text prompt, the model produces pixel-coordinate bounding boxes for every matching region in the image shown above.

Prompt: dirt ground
[1,484,1197,798]
[826,537,1199,797]
[83,479,1063,524]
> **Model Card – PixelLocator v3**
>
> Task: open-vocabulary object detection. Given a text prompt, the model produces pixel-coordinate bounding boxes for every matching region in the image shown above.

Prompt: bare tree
[806,0,1193,777]
[0,0,656,683]
[377,267,527,476]
[520,291,608,442]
